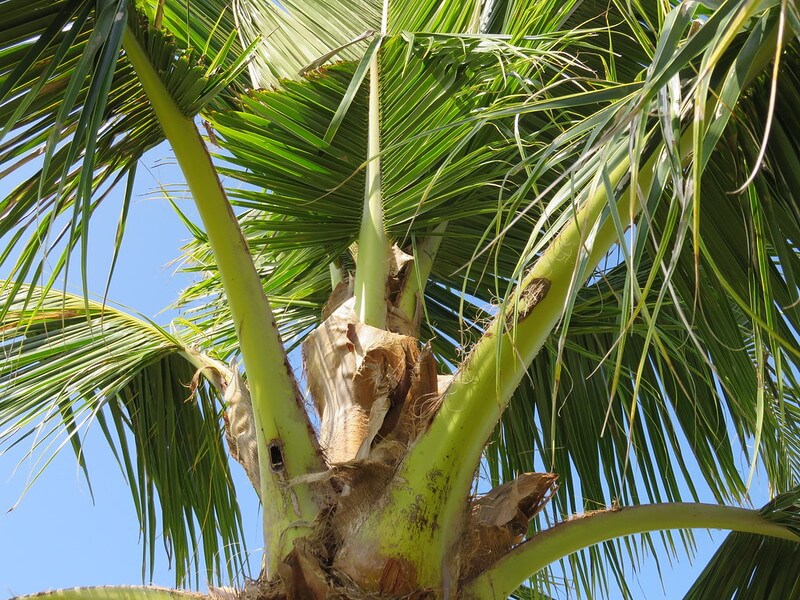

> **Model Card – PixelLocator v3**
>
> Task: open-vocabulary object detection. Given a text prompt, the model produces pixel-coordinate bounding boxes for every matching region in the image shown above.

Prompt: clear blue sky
[0,144,761,598]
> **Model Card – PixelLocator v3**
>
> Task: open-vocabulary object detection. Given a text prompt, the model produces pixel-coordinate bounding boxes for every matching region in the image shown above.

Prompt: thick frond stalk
[353,42,389,328]
[463,503,800,599]
[120,27,324,573]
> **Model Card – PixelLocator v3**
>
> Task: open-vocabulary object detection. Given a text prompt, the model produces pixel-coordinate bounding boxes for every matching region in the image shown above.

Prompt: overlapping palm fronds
[0,0,252,315]
[176,0,800,595]
[179,26,615,348]
[1,0,799,595]
[0,285,244,585]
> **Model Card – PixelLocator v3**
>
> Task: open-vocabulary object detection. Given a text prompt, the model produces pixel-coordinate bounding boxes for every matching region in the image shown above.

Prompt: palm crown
[1,0,800,597]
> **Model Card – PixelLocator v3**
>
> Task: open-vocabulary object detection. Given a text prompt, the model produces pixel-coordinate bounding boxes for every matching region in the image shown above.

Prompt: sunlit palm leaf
[179,29,611,353]
[684,490,800,599]
[0,3,251,316]
[233,0,380,88]
[0,284,246,586]
[386,0,482,33]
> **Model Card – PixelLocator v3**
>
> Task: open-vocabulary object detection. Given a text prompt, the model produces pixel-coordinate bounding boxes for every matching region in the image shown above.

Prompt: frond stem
[121,28,324,575]
[353,41,389,328]
[396,223,447,328]
[463,503,800,599]
[329,261,344,289]
[11,587,207,600]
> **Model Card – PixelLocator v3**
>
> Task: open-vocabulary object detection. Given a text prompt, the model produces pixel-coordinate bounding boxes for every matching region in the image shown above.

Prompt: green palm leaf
[684,490,800,599]
[0,2,252,316]
[0,284,246,586]
[137,0,249,83]
[180,28,615,351]
[233,0,380,87]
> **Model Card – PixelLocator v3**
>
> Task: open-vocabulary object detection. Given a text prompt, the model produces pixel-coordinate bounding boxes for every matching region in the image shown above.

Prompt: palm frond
[386,0,482,34]
[0,3,251,317]
[487,2,800,500]
[476,2,800,596]
[232,0,380,88]
[179,29,613,354]
[136,0,249,87]
[0,284,246,586]
[684,490,800,600]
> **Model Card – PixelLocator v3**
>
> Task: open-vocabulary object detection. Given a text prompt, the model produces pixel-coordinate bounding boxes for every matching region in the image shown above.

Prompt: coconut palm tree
[2,0,800,597]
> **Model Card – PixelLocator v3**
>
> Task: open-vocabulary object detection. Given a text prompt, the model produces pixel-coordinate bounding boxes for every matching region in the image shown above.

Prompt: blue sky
[0,144,760,598]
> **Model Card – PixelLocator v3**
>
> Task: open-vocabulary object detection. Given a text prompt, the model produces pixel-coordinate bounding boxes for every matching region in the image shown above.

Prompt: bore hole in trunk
[268,440,285,472]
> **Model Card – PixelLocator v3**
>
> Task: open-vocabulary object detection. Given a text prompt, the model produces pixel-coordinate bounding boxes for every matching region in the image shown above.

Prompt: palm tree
[2,0,800,597]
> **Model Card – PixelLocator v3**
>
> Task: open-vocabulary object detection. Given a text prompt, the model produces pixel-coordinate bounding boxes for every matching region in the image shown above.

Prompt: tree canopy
[1,0,800,597]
